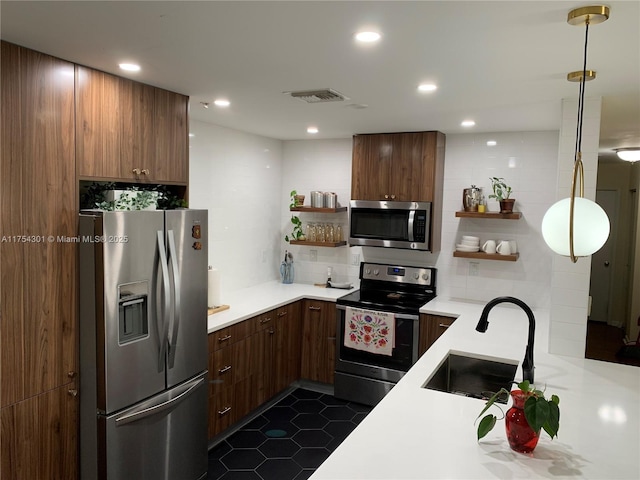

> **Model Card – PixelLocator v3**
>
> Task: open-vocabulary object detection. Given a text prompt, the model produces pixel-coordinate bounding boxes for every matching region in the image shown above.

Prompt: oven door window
[338,315,415,371]
[350,208,410,242]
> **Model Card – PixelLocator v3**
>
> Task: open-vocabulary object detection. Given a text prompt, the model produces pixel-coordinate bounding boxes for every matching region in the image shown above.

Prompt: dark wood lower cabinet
[0,384,78,479]
[207,301,304,439]
[301,300,337,384]
[418,313,457,356]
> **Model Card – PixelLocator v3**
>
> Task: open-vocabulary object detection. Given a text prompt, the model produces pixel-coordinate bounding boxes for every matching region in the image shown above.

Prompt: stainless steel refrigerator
[79,209,208,480]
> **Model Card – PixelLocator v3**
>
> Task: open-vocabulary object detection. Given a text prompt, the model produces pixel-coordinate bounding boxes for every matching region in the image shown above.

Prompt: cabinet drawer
[208,386,233,438]
[208,319,254,352]
[254,310,276,331]
[209,347,234,394]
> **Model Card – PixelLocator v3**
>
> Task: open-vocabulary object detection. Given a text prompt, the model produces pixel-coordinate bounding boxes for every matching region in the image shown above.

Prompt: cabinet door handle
[218,334,232,343]
[439,323,451,329]
[67,371,76,378]
[328,336,336,341]
[390,194,396,200]
[308,306,321,311]
[269,329,275,335]
[218,365,232,374]
[132,168,141,175]
[277,311,287,317]
[260,317,272,324]
[217,406,232,416]
[68,389,78,397]
[384,194,389,199]
[141,169,150,175]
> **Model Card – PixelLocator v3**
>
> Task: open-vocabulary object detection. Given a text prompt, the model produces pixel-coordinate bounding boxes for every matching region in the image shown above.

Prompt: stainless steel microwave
[349,200,431,250]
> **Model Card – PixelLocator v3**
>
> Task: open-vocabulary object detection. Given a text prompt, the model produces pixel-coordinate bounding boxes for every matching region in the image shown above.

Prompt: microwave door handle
[166,230,181,368]
[407,210,415,242]
[156,231,171,372]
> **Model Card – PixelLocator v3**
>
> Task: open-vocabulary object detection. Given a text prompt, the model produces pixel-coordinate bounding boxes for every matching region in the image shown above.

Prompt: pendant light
[541,6,611,263]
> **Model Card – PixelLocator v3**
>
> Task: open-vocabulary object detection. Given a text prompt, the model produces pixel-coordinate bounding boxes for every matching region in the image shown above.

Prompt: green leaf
[517,380,530,392]
[550,394,560,406]
[542,400,560,439]
[477,414,497,441]
[524,396,549,433]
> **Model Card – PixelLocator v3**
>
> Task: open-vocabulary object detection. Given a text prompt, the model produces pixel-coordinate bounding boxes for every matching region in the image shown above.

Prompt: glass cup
[317,223,325,243]
[335,225,343,242]
[326,223,335,243]
[307,223,317,242]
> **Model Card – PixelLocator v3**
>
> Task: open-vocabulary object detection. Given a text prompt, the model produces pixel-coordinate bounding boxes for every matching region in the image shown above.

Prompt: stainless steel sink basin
[422,351,518,403]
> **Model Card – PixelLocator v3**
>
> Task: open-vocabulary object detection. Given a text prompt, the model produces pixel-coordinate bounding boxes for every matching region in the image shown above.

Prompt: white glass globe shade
[542,197,610,257]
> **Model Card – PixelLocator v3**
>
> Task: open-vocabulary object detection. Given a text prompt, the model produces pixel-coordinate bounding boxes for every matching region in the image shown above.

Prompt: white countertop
[311,298,640,479]
[207,281,355,333]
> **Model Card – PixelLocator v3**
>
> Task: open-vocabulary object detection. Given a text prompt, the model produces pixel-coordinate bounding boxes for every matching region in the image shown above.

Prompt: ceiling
[1,1,638,161]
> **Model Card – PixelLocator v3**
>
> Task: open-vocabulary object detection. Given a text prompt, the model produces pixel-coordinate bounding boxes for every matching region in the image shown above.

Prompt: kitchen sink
[422,351,518,403]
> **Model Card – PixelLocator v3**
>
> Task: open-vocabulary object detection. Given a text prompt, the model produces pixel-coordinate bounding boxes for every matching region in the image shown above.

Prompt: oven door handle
[336,304,418,321]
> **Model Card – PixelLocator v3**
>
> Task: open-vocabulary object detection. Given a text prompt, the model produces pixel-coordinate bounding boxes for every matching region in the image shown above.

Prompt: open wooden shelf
[455,210,521,220]
[290,206,347,213]
[453,251,519,262]
[289,240,347,247]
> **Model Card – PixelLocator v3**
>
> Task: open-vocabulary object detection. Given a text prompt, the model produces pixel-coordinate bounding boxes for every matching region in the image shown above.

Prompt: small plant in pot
[488,177,515,213]
[475,380,560,454]
[289,190,305,208]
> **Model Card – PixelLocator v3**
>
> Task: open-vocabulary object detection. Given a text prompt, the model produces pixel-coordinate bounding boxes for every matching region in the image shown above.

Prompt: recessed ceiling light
[418,83,437,92]
[119,63,140,72]
[461,120,476,127]
[307,127,319,134]
[214,99,230,107]
[486,140,497,146]
[355,31,381,43]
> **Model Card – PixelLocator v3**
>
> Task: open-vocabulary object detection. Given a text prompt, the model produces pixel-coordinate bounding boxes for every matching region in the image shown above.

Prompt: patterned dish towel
[344,307,395,356]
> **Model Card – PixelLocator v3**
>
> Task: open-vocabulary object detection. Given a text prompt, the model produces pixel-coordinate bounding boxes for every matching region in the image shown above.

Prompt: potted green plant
[488,177,515,213]
[289,190,305,208]
[475,380,560,454]
[285,215,305,242]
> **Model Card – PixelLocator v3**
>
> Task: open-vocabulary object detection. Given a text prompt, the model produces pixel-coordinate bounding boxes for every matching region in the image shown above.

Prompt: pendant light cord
[575,19,590,157]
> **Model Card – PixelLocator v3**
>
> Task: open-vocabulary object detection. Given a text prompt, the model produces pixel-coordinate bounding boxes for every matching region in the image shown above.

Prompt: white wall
[188,120,284,300]
[279,131,559,310]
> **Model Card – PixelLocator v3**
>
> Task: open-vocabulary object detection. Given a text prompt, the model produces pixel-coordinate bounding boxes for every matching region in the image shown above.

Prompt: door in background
[589,190,617,323]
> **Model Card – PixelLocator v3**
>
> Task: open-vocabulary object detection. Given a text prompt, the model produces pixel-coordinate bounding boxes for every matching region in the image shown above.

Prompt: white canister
[324,192,337,208]
[310,191,324,207]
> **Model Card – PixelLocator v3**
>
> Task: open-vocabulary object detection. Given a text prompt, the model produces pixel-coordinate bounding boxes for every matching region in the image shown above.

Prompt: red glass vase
[505,390,539,453]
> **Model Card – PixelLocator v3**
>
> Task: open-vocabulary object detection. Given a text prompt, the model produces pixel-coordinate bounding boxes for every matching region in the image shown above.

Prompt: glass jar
[306,223,317,242]
[335,225,344,242]
[317,223,325,243]
[326,223,335,243]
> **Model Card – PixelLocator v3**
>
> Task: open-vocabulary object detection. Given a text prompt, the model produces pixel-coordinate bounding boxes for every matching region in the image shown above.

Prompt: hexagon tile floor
[207,388,372,480]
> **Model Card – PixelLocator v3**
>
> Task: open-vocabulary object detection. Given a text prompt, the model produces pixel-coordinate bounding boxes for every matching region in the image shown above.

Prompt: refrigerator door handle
[167,230,182,368]
[114,376,204,426]
[156,230,171,371]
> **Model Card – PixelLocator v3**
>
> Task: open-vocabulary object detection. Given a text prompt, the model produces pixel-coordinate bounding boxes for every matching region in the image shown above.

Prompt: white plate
[329,282,353,289]
[456,244,480,252]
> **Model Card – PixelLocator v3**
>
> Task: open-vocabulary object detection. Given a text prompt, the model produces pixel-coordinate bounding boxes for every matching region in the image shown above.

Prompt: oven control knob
[413,273,420,280]
[422,273,431,282]
[373,269,379,276]
[365,268,371,275]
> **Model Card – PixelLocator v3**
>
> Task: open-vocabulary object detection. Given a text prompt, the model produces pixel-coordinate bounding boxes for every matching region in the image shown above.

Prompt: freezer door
[164,209,208,388]
[99,211,167,413]
[101,374,208,480]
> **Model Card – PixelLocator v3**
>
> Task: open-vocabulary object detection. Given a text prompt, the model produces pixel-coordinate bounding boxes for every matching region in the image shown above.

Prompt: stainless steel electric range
[335,262,437,406]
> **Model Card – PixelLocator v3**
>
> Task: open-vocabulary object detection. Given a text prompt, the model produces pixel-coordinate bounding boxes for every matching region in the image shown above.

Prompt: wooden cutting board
[208,305,230,315]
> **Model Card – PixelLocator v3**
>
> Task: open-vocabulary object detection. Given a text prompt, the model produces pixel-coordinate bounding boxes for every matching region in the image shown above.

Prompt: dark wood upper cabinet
[351,131,445,203]
[76,65,188,184]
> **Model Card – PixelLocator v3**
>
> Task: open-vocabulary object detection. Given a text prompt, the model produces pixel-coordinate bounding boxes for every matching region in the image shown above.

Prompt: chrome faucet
[475,296,535,384]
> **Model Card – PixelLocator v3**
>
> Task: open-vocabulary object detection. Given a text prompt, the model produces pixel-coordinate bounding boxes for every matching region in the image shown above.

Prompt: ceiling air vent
[286,88,349,104]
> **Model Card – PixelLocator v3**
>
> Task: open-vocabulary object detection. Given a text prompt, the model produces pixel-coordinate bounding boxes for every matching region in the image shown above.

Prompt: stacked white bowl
[456,235,480,252]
